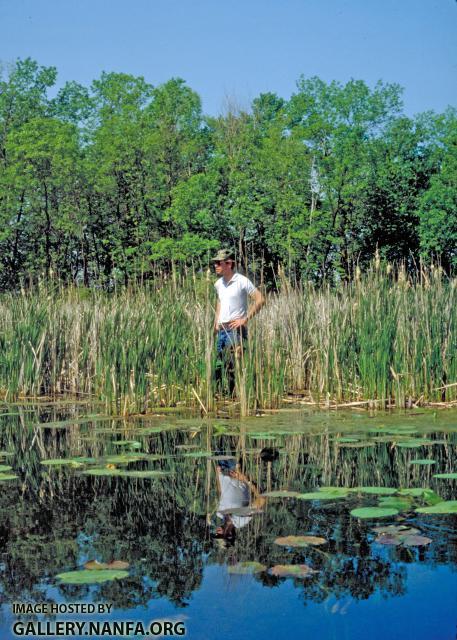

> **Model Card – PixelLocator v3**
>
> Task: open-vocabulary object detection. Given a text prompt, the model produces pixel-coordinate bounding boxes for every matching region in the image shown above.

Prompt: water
[1,406,456,640]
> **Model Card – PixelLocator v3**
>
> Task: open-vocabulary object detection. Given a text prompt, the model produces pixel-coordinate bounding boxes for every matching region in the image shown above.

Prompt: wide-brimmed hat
[211,249,235,262]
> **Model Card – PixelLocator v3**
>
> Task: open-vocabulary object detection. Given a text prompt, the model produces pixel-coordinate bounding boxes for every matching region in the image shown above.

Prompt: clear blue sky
[1,0,456,116]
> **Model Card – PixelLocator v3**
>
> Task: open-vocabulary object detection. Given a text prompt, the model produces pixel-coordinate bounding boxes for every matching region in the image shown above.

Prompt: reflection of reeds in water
[1,410,456,608]
[0,265,456,416]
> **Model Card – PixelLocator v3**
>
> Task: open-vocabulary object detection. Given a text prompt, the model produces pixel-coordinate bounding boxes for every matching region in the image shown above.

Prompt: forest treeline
[0,58,456,290]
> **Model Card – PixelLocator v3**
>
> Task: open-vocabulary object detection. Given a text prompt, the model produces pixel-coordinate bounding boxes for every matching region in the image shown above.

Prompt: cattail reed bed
[0,267,456,415]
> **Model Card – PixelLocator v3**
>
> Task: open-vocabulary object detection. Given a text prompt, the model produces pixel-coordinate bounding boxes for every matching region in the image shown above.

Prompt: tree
[418,110,457,270]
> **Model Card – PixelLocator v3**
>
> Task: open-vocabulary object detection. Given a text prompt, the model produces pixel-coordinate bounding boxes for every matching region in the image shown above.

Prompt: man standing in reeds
[212,249,264,396]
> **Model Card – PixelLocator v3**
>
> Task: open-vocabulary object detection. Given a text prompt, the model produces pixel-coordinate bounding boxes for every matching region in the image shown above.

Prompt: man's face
[214,260,233,277]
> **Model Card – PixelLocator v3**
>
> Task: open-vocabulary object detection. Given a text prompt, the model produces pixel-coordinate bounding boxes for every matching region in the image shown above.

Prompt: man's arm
[214,300,221,333]
[229,288,265,329]
[247,288,265,322]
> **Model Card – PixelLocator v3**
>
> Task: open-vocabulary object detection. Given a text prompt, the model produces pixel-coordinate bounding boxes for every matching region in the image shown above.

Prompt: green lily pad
[40,459,84,468]
[181,451,212,458]
[260,491,302,499]
[228,562,266,574]
[350,507,399,519]
[351,487,397,496]
[269,564,318,578]
[113,440,142,448]
[409,459,436,465]
[117,470,167,479]
[317,487,350,496]
[274,535,327,547]
[298,491,348,500]
[56,570,128,584]
[433,473,457,480]
[398,488,442,504]
[70,457,98,464]
[396,440,431,448]
[378,497,412,510]
[398,488,429,497]
[0,465,13,472]
[415,501,457,514]
[137,426,174,435]
[0,473,19,481]
[82,468,122,477]
[104,454,145,464]
[339,441,375,448]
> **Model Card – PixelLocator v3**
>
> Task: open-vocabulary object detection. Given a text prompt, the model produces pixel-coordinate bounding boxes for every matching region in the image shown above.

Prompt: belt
[218,323,234,330]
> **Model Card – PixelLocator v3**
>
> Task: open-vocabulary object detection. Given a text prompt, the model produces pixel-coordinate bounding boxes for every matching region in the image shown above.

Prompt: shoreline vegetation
[0,265,455,416]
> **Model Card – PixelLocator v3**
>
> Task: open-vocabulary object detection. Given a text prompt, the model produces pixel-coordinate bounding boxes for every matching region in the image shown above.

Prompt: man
[212,249,264,395]
[213,462,266,544]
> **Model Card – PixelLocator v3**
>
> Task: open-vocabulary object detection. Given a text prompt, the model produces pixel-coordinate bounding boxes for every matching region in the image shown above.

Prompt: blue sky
[1,0,456,116]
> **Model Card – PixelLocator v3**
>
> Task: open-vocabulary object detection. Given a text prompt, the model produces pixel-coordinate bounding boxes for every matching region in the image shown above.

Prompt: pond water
[0,406,456,640]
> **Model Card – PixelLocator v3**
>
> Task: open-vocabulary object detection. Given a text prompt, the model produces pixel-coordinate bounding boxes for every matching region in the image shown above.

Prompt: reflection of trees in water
[0,409,456,609]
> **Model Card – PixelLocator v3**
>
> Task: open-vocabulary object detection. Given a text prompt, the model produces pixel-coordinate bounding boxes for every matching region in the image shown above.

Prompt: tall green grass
[0,265,455,414]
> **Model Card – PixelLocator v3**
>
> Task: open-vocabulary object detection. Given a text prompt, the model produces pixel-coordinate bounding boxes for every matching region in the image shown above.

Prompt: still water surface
[0,406,456,640]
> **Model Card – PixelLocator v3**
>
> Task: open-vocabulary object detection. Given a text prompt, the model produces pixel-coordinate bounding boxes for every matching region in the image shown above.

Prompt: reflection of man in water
[214,461,265,544]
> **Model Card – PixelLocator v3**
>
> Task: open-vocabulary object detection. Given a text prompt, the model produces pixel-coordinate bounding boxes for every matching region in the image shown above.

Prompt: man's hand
[228,317,247,329]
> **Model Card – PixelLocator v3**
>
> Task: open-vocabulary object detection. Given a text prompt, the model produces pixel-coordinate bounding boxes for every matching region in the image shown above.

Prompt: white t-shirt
[214,273,257,324]
[217,470,252,529]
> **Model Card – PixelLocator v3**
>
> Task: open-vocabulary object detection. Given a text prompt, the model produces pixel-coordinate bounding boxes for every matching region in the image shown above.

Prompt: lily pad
[409,459,436,466]
[269,564,318,578]
[260,491,302,499]
[402,535,432,547]
[317,487,350,496]
[0,465,13,472]
[228,562,266,574]
[181,451,212,458]
[56,569,128,584]
[396,440,431,448]
[82,468,122,477]
[415,501,457,514]
[298,491,348,500]
[374,534,402,546]
[378,497,412,510]
[351,487,397,496]
[117,470,167,479]
[40,459,83,468]
[398,488,442,504]
[339,442,375,449]
[372,525,419,535]
[350,507,399,519]
[433,473,457,480]
[113,440,142,448]
[104,454,145,464]
[398,488,429,497]
[274,535,327,547]
[0,473,19,481]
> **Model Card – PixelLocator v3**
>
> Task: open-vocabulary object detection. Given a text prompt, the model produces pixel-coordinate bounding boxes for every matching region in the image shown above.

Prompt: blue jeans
[215,326,247,395]
[216,326,247,354]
